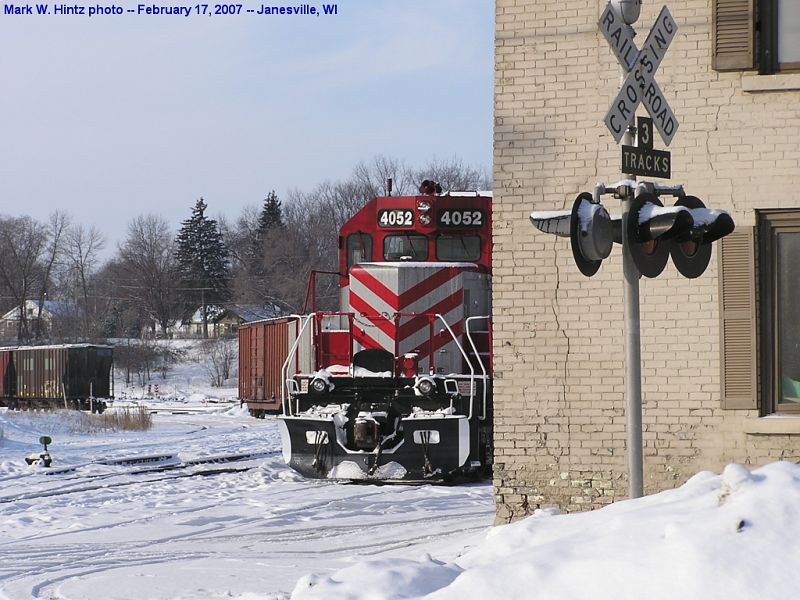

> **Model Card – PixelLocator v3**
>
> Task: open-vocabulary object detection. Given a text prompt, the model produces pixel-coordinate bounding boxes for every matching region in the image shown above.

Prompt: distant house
[0,300,79,341]
[176,304,282,338]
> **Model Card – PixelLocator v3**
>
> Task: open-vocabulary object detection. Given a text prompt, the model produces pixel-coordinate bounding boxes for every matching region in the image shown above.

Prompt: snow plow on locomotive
[238,186,493,481]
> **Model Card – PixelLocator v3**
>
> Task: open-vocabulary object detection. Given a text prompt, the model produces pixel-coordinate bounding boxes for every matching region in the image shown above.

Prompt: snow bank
[292,461,800,600]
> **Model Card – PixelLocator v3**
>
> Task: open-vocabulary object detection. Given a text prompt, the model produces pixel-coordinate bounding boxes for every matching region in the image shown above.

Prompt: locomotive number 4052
[437,209,484,228]
[378,209,414,228]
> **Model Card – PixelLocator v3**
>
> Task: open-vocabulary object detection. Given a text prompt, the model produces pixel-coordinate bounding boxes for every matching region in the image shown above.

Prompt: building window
[712,0,800,73]
[777,1,800,65]
[759,0,800,73]
[758,210,800,413]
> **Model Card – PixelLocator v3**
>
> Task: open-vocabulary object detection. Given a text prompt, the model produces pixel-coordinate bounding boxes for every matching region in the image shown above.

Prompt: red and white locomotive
[238,183,492,481]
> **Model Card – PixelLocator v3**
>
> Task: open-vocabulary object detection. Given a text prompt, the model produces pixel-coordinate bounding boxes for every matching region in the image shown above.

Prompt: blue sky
[0,1,494,251]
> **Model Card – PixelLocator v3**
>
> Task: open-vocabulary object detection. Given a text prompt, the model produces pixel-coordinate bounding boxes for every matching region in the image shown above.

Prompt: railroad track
[0,450,279,504]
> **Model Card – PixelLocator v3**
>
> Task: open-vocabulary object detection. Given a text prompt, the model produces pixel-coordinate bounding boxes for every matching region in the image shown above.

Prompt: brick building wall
[493,0,800,522]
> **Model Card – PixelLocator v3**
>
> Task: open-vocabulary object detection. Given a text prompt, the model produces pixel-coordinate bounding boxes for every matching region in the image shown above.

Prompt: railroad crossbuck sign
[600,4,679,146]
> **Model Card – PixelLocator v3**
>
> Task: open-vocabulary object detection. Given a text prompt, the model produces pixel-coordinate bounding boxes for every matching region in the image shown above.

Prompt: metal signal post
[620,125,644,499]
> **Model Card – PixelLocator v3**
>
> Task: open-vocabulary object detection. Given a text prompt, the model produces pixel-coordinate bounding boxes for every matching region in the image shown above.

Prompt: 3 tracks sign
[622,116,671,179]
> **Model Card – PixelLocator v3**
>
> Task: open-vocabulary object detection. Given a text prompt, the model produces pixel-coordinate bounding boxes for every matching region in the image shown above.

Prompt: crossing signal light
[569,192,614,276]
[629,192,734,278]
[628,191,688,278]
[530,192,614,277]
[669,195,735,278]
[532,188,734,279]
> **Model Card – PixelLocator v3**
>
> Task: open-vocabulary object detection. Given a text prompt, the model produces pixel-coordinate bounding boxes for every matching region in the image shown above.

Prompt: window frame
[382,234,428,261]
[759,0,800,73]
[346,233,373,271]
[435,234,482,262]
[757,210,800,414]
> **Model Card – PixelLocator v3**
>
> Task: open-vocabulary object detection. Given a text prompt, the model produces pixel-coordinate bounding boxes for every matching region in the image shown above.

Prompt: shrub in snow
[201,338,237,387]
[1,408,152,434]
[115,339,186,385]
[100,406,153,431]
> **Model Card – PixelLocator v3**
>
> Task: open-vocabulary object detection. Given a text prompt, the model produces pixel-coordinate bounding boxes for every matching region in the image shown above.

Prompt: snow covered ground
[2,342,799,599]
[0,407,493,599]
[295,461,800,599]
[0,344,494,599]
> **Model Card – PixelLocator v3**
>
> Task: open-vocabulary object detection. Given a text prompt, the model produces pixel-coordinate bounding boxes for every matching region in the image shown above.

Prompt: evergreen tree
[249,191,284,276]
[175,198,231,338]
[257,191,284,233]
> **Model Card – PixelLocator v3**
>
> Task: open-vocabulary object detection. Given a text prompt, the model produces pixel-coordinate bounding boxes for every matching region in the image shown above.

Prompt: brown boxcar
[239,318,316,417]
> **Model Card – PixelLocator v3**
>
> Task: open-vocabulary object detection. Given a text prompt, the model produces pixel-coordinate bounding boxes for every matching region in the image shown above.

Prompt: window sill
[744,416,800,435]
[742,73,800,93]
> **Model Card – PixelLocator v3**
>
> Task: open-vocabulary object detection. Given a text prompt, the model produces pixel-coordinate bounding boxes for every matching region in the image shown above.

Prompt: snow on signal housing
[529,192,614,277]
[629,192,735,278]
[669,195,735,278]
[570,192,614,276]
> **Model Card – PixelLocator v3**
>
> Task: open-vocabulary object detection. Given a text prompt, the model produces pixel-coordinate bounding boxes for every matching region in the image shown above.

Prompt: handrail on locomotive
[280,310,491,419]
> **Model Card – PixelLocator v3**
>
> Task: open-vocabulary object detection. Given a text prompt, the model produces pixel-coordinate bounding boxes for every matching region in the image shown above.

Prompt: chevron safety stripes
[348,263,473,373]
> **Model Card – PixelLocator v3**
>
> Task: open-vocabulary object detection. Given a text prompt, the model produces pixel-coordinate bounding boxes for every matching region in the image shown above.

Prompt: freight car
[239,184,493,481]
[0,344,114,412]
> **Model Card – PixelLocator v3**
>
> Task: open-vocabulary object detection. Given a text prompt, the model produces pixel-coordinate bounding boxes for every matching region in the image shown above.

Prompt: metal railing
[281,314,313,416]
[435,314,476,419]
[281,310,492,419]
[465,316,491,421]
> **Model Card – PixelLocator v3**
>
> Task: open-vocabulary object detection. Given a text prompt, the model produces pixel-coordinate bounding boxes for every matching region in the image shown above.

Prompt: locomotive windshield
[346,233,373,269]
[383,234,428,261]
[436,235,481,261]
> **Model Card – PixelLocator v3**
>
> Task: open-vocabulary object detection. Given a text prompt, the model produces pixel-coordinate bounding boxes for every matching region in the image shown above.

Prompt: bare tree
[93,259,150,338]
[33,212,69,340]
[352,154,410,196]
[117,215,182,337]
[113,338,184,386]
[226,154,491,314]
[224,205,274,306]
[62,223,105,338]
[0,216,50,342]
[407,156,491,193]
[219,210,254,275]
[202,338,237,387]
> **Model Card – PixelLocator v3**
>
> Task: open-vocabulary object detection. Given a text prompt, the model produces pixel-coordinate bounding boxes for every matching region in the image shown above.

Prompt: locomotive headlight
[400,353,419,377]
[419,214,431,226]
[310,377,328,393]
[417,200,431,212]
[415,376,436,396]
